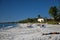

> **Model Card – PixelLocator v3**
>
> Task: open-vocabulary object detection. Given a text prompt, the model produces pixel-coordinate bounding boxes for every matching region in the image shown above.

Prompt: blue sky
[0,0,60,22]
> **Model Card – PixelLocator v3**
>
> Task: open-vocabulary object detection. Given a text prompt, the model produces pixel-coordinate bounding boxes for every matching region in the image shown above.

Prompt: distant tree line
[19,18,38,23]
[19,15,44,23]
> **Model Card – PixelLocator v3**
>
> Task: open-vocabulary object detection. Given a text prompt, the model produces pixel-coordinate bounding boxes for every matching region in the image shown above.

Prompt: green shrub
[47,21,58,24]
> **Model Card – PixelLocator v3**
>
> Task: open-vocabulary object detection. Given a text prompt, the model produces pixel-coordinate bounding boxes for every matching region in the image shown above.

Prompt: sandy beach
[0,23,60,40]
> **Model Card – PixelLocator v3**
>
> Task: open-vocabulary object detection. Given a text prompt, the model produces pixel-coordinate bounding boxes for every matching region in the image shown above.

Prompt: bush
[47,21,58,24]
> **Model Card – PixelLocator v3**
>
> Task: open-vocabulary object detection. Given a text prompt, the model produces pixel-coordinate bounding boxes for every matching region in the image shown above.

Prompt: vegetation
[49,6,60,21]
[19,14,43,23]
[19,18,38,23]
[47,21,58,24]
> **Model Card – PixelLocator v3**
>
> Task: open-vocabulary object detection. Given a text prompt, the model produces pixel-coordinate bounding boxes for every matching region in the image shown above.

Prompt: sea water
[0,23,16,29]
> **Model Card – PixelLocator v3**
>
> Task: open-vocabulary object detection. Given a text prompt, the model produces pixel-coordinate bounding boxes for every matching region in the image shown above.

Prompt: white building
[37,18,44,22]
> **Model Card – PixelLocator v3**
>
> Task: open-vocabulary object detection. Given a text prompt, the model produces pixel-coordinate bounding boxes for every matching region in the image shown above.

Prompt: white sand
[0,23,60,40]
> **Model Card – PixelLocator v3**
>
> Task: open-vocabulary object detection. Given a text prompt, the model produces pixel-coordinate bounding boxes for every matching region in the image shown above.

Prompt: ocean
[0,23,16,29]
